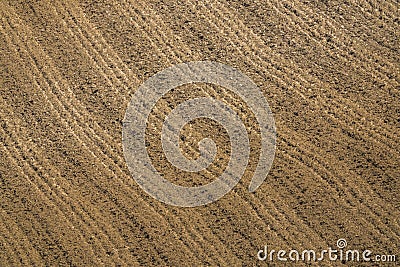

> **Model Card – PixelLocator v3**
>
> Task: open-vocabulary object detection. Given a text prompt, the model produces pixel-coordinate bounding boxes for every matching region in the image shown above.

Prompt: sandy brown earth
[0,0,399,266]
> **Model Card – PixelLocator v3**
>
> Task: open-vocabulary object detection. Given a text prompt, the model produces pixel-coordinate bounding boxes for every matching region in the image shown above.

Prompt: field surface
[0,0,399,266]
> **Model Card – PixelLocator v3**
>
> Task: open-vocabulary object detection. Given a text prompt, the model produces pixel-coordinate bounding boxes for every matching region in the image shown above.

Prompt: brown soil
[0,0,399,266]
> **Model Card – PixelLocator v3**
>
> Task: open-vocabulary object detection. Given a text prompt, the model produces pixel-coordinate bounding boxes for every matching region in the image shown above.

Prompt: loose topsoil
[0,0,399,266]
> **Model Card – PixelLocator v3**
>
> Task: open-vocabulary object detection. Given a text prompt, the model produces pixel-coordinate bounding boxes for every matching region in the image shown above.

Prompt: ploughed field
[0,0,398,266]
